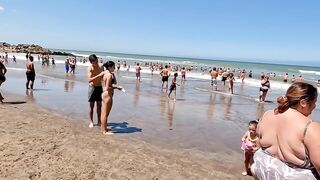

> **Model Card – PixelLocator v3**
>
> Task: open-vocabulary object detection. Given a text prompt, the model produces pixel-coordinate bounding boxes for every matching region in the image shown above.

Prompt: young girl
[228,73,236,94]
[168,73,179,100]
[241,120,259,176]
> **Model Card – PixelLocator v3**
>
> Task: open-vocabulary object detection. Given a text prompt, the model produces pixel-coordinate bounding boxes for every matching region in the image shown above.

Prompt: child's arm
[241,131,248,141]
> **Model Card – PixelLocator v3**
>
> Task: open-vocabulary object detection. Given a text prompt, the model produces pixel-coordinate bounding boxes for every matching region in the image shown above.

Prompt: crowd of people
[1,52,320,179]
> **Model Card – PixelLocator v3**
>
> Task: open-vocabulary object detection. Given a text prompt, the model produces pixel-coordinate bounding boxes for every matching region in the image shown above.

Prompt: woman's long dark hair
[103,61,115,70]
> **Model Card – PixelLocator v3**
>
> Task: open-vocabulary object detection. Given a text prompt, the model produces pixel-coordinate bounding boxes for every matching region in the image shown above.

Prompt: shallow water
[2,60,320,172]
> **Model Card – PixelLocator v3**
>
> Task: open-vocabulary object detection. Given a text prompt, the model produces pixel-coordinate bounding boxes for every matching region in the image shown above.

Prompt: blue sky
[0,0,320,66]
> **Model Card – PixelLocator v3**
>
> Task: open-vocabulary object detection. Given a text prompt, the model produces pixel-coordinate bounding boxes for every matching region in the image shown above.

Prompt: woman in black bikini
[259,75,270,102]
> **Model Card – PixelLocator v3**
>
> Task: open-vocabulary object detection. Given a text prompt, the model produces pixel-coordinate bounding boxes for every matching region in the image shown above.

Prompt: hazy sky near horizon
[0,0,320,66]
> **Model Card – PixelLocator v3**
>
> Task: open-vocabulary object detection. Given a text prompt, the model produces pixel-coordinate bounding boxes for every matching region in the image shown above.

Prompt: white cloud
[0,6,4,11]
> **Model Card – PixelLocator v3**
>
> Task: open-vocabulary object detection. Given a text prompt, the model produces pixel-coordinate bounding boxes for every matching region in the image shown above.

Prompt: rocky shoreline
[0,42,74,56]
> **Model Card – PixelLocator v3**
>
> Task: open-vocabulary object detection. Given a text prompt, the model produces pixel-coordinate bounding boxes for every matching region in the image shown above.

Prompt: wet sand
[1,60,319,179]
[0,93,251,179]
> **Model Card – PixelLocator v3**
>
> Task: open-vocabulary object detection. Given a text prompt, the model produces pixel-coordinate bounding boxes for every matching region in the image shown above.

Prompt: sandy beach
[1,54,319,179]
[0,92,251,179]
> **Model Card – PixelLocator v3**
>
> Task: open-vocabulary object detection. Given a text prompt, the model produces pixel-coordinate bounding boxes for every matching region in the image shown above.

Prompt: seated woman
[252,82,320,179]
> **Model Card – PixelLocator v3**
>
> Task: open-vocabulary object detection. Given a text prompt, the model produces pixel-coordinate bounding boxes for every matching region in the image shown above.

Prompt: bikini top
[261,80,270,88]
[285,121,313,169]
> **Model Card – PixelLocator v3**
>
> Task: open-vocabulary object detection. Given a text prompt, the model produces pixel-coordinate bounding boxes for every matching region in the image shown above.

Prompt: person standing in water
[65,58,70,73]
[228,73,236,94]
[168,73,179,100]
[180,67,186,82]
[26,56,36,90]
[160,65,170,90]
[87,54,104,128]
[12,55,16,63]
[210,67,218,90]
[259,75,270,102]
[135,63,142,81]
[100,61,123,135]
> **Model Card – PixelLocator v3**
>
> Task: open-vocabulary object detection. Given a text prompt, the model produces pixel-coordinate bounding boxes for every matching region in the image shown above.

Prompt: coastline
[0,92,250,179]
[1,53,319,179]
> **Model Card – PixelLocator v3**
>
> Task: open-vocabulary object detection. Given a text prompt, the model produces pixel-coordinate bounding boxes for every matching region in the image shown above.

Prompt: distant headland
[0,42,75,56]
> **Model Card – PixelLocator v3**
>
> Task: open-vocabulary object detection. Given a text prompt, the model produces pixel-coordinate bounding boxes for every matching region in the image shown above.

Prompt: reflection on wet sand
[134,81,140,107]
[224,96,232,119]
[256,103,265,120]
[25,89,35,101]
[64,80,75,92]
[219,94,233,119]
[159,95,167,116]
[207,92,216,121]
[167,101,176,130]
[179,83,185,99]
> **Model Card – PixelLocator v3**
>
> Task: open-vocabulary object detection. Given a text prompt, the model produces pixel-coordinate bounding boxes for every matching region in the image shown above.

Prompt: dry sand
[0,93,252,180]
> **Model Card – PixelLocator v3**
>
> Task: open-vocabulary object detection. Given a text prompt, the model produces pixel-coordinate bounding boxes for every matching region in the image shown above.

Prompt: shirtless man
[221,70,229,86]
[160,65,170,90]
[180,67,186,82]
[0,61,7,103]
[87,54,104,128]
[135,63,142,81]
[210,67,218,90]
[26,56,36,89]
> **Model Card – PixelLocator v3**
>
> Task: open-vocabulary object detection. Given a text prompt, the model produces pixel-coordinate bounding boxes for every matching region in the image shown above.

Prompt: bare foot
[102,131,114,135]
[89,122,94,128]
[242,171,248,176]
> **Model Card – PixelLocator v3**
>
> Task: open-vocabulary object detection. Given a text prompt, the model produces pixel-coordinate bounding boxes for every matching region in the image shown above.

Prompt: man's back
[211,70,218,79]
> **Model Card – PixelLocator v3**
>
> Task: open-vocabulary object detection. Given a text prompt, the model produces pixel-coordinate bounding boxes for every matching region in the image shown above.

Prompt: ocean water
[7,49,320,95]
[2,51,320,173]
[4,50,320,108]
[56,49,320,83]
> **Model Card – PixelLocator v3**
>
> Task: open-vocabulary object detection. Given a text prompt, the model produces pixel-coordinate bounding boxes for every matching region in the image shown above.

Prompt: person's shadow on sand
[2,101,27,104]
[107,122,142,133]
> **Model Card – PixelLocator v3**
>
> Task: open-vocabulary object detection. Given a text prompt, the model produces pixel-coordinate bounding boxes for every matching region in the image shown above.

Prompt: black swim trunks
[0,75,5,82]
[162,76,169,82]
[26,71,35,81]
[169,84,176,91]
[222,76,227,82]
[260,86,269,92]
[88,85,103,102]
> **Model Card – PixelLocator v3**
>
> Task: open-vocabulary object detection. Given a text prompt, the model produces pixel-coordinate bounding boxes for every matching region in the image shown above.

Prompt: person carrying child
[241,120,259,176]
[168,73,179,100]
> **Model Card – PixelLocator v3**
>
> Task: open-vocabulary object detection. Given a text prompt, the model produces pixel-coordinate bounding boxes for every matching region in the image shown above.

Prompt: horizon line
[49,47,320,68]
